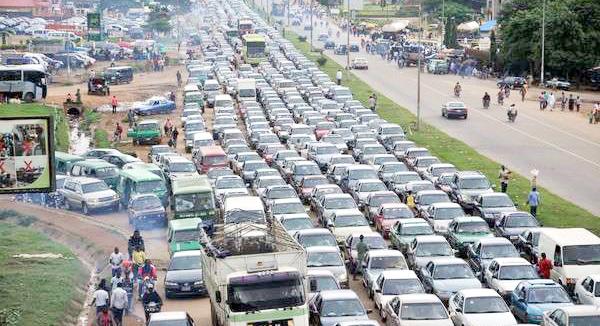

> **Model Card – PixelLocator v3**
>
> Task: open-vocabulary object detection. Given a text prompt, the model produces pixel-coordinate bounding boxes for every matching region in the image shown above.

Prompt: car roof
[380,203,409,209]
[480,192,511,198]
[430,202,462,209]
[416,190,447,196]
[399,293,444,304]
[297,228,333,236]
[380,270,418,279]
[459,288,501,298]
[307,269,336,277]
[491,257,531,266]
[453,216,486,223]
[415,235,448,243]
[520,279,561,288]
[68,176,104,184]
[149,311,188,321]
[557,305,600,316]
[397,218,429,225]
[475,237,512,245]
[171,250,201,258]
[367,249,403,257]
[318,289,360,301]
[272,198,302,204]
[306,246,340,253]
[539,228,600,245]
[432,257,468,265]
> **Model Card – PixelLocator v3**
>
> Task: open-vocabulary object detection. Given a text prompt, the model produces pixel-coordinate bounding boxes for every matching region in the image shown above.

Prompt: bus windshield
[174,192,214,212]
[246,42,265,58]
[228,273,305,312]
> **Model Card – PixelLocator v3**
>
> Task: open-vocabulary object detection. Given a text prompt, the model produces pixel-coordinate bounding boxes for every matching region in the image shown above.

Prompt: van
[55,151,84,175]
[191,132,214,152]
[194,145,227,173]
[221,128,244,144]
[104,66,133,84]
[222,195,266,224]
[69,159,120,188]
[167,218,207,256]
[214,94,233,109]
[116,169,168,207]
[537,228,600,293]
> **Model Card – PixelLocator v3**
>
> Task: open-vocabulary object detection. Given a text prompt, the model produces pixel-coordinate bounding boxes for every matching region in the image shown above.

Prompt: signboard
[343,0,364,11]
[0,117,55,193]
[87,13,101,29]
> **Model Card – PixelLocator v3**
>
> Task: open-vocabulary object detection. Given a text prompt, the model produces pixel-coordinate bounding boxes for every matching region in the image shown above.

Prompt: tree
[444,18,458,48]
[422,0,475,23]
[489,29,497,69]
[145,5,172,34]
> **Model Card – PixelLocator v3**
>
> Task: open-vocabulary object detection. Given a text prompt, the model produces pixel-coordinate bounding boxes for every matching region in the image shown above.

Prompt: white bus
[0,64,48,102]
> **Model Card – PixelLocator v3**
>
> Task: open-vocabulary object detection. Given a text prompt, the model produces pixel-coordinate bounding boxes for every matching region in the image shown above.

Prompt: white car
[307,270,340,301]
[574,274,600,307]
[448,289,517,326]
[482,257,540,299]
[306,246,349,288]
[351,58,369,70]
[362,249,408,292]
[383,294,452,326]
[327,208,371,244]
[267,198,307,221]
[372,270,425,318]
[542,305,600,326]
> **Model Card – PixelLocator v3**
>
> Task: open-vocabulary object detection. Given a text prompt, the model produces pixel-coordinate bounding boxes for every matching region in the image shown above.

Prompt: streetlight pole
[310,0,313,51]
[417,4,422,131]
[540,0,546,84]
[347,0,350,70]
[441,0,445,46]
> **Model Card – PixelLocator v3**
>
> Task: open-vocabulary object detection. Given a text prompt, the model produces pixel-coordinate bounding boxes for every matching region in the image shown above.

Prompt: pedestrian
[538,92,545,110]
[548,92,555,111]
[111,95,118,114]
[537,252,553,279]
[527,187,540,217]
[520,87,527,102]
[176,70,182,87]
[164,118,173,136]
[95,306,115,326]
[368,94,376,112]
[499,165,511,193]
[576,96,582,112]
[504,85,510,98]
[90,69,96,78]
[560,92,566,111]
[111,269,124,291]
[568,94,575,111]
[91,282,110,314]
[171,127,179,147]
[543,91,549,110]
[406,191,415,210]
[353,234,368,280]
[109,247,123,278]
[121,273,134,314]
[131,245,146,281]
[127,109,135,127]
[127,230,145,259]
[114,123,123,142]
[110,282,128,326]
[593,102,600,124]
[336,69,342,85]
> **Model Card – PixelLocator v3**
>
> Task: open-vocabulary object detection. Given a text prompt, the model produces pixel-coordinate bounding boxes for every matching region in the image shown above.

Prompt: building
[0,0,53,17]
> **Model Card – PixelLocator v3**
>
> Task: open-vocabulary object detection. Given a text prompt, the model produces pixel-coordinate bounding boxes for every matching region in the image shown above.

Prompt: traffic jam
[47,0,600,325]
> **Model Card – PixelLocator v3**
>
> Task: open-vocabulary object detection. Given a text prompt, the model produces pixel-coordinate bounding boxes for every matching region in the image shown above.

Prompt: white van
[223,195,266,225]
[192,132,214,152]
[236,78,256,102]
[214,94,234,109]
[538,228,600,293]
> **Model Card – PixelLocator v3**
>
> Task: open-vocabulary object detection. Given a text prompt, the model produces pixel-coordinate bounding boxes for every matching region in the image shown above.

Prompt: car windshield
[359,182,387,192]
[369,256,406,269]
[259,178,285,188]
[82,181,109,193]
[208,169,233,179]
[245,162,269,171]
[94,167,118,177]
[498,265,538,280]
[370,195,400,207]
[457,222,490,233]
[295,164,320,175]
[481,244,519,259]
[330,157,354,165]
[419,194,450,205]
[335,214,368,227]
[563,245,600,265]
[131,196,162,210]
[383,164,407,173]
[505,215,538,227]
[401,302,448,320]
[267,188,297,200]
[434,207,465,220]
[169,255,201,271]
[416,243,454,257]
[349,169,377,180]
[303,178,327,188]
[363,147,386,155]
[310,276,339,292]
[273,202,305,215]
[383,207,414,219]
[281,218,312,230]
[138,123,158,130]
[204,155,227,165]
[325,197,356,209]
[458,177,490,190]
[136,180,165,193]
[482,196,514,208]
[321,299,365,317]
[570,316,600,326]
[432,167,456,176]
[395,174,421,184]
[217,178,245,189]
[302,234,337,247]
[463,297,508,314]
[173,229,198,242]
[416,158,440,167]
[225,209,265,224]
[382,279,424,295]
[170,162,196,173]
[433,264,474,279]
[228,275,304,312]
[317,146,338,155]
[400,225,433,236]
[175,193,214,211]
[307,252,343,267]
[527,287,572,303]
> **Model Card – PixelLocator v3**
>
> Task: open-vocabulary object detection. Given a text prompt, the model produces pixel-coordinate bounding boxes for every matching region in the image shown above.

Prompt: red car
[373,203,415,238]
[296,175,330,204]
[314,122,336,140]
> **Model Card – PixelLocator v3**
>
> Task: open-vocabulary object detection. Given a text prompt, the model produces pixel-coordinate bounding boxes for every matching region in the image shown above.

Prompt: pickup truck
[128,119,161,145]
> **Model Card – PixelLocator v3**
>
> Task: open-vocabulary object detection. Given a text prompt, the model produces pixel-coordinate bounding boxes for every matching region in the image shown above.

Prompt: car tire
[64,200,71,210]
[442,111,445,117]
[463,114,468,119]
[82,203,90,215]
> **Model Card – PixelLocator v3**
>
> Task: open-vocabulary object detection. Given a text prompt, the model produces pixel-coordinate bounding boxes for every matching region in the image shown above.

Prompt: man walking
[127,109,135,128]
[576,96,582,112]
[109,247,123,278]
[111,95,118,114]
[354,235,368,280]
[91,283,110,314]
[527,187,540,217]
[110,283,128,326]
[537,252,553,279]
[368,94,376,112]
[568,94,575,111]
[499,165,511,193]
[336,69,342,85]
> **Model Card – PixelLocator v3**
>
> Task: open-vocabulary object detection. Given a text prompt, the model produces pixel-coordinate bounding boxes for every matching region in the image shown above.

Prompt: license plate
[181,285,191,292]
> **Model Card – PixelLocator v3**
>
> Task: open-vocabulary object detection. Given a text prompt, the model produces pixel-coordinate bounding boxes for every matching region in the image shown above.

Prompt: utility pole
[441,0,445,46]
[310,0,313,51]
[540,0,546,84]
[347,1,350,70]
[417,3,422,131]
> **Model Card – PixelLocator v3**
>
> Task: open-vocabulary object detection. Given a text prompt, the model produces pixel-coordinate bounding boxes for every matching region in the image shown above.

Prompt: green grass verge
[0,222,87,325]
[0,103,69,152]
[285,31,600,234]
[81,110,111,148]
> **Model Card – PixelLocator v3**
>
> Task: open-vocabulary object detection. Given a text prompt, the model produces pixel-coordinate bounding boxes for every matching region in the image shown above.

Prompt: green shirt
[356,241,368,261]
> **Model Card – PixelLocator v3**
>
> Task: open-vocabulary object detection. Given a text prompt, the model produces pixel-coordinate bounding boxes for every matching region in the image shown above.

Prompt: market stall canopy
[457,21,480,32]
[479,20,497,32]
[382,20,409,33]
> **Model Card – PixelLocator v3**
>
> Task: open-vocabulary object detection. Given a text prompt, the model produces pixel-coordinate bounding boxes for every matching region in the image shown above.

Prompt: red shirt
[111,97,118,106]
[538,258,553,279]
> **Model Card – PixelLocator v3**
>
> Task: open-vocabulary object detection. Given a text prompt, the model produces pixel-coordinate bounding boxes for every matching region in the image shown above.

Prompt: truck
[128,119,162,145]
[236,78,256,103]
[202,221,309,326]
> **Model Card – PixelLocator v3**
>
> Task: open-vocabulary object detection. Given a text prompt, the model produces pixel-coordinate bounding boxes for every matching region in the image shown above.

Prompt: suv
[60,177,119,214]
[448,171,494,212]
[497,76,527,89]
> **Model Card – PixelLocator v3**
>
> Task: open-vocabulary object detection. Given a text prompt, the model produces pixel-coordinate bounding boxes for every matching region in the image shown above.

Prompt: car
[542,305,600,326]
[482,257,540,300]
[128,119,162,145]
[349,44,359,52]
[420,258,482,304]
[297,175,330,203]
[214,175,248,206]
[421,202,466,234]
[133,96,176,115]
[262,184,298,206]
[406,235,456,271]
[318,33,329,41]
[267,198,307,221]
[294,228,338,249]
[324,40,336,49]
[306,246,349,288]
[334,44,348,55]
[351,58,368,70]
[317,193,358,225]
[372,270,425,316]
[497,76,527,89]
[147,311,195,326]
[510,279,575,324]
[421,163,456,184]
[383,294,452,325]
[544,77,572,90]
[441,101,468,119]
[362,191,401,222]
[279,214,314,235]
[377,162,408,185]
[101,152,141,169]
[574,275,600,307]
[448,289,517,326]
[448,171,494,212]
[494,212,540,242]
[344,232,387,274]
[413,190,451,216]
[472,193,518,226]
[373,203,414,238]
[127,194,166,229]
[147,145,175,163]
[309,290,371,326]
[446,216,494,256]
[466,237,520,276]
[389,219,434,253]
[362,249,409,293]
[514,228,542,264]
[327,209,371,244]
[60,177,119,214]
[164,250,206,298]
[349,179,388,209]
[308,270,341,301]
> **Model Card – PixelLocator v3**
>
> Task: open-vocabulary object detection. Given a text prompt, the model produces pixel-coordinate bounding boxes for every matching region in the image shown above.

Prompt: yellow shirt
[406,195,415,208]
[132,250,146,265]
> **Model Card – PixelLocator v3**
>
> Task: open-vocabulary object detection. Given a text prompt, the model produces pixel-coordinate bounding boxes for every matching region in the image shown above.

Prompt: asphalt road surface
[280,9,600,216]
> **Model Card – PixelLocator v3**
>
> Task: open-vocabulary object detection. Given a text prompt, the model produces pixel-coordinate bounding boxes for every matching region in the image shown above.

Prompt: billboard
[0,116,55,193]
[343,0,364,11]
[87,13,101,29]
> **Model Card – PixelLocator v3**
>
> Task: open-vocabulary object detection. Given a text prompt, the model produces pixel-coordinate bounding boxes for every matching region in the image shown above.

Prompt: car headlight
[165,281,178,286]
[112,194,119,200]
[193,281,203,286]
[89,198,99,203]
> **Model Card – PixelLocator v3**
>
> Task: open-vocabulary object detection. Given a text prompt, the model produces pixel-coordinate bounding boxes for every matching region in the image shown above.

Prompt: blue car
[133,97,176,116]
[510,279,574,324]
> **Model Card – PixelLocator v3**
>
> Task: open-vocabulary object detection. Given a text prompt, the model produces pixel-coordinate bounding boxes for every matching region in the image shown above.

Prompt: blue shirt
[528,191,540,206]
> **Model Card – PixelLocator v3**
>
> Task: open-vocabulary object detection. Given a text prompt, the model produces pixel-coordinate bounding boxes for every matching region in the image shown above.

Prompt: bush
[298,36,307,42]
[316,56,328,66]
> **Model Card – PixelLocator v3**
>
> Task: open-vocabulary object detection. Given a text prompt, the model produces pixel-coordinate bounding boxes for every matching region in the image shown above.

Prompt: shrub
[316,56,327,66]
[298,36,307,42]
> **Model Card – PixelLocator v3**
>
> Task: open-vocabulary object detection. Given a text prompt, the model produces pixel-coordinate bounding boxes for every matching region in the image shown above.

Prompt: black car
[334,45,348,55]
[497,76,527,89]
[164,250,207,298]
[324,40,336,49]
[128,194,167,229]
[349,44,360,52]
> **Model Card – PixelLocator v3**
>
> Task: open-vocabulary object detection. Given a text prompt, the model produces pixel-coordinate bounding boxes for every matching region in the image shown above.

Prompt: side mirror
[309,279,318,292]
[215,290,222,303]
[554,261,562,267]
[375,288,381,293]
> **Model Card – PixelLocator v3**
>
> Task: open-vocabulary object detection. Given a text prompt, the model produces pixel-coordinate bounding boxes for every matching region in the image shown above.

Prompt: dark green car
[445,216,494,256]
[128,119,161,145]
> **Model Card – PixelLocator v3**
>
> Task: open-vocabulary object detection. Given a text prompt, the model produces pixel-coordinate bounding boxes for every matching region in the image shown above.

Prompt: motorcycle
[139,276,156,299]
[507,109,518,122]
[483,99,490,109]
[454,88,461,98]
[143,301,162,324]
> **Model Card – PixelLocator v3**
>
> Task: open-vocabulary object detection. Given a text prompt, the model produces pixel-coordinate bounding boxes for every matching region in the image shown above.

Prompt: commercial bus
[170,175,216,232]
[0,64,47,102]
[241,34,267,66]
[237,18,254,35]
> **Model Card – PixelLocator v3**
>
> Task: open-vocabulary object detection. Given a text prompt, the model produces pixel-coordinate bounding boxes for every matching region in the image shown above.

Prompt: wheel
[24,92,34,102]
[64,200,71,210]
[463,114,468,119]
[82,202,90,215]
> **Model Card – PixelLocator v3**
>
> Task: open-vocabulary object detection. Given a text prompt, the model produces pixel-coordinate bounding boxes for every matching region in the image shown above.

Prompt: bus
[271,0,285,16]
[237,18,254,35]
[241,34,267,66]
[170,174,216,232]
[0,64,47,102]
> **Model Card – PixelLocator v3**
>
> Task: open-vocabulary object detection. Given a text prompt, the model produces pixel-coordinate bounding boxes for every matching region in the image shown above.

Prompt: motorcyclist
[454,82,461,97]
[497,90,504,105]
[138,259,157,298]
[483,92,491,109]
[142,283,162,324]
[507,104,518,122]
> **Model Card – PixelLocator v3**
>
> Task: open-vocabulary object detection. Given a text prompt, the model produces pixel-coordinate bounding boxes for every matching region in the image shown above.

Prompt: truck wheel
[24,92,34,102]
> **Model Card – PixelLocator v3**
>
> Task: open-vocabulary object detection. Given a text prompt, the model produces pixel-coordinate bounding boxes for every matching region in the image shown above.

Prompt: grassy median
[284,31,600,234]
[0,222,87,325]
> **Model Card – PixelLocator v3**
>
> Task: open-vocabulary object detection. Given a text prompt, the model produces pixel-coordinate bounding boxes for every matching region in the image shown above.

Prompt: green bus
[242,34,267,66]
[55,151,84,175]
[170,175,216,230]
[116,168,168,207]
[167,218,208,256]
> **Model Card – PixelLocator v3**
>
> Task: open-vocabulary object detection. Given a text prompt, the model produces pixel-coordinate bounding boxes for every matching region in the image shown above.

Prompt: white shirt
[336,71,342,80]
[111,276,124,290]
[93,289,109,307]
[111,287,128,310]
[109,252,123,268]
